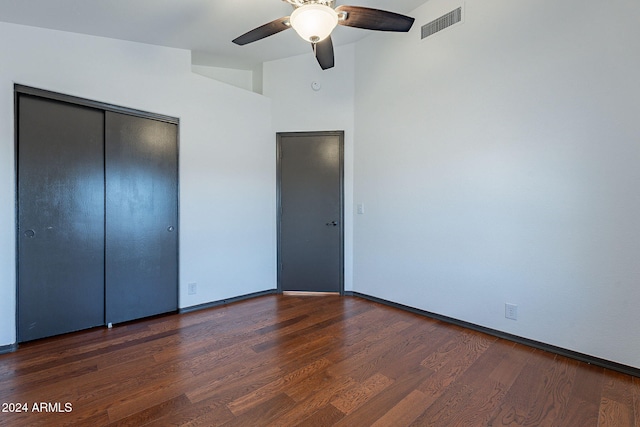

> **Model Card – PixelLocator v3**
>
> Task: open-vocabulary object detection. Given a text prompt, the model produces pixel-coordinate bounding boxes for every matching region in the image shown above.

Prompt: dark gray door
[277,131,344,293]
[105,112,178,324]
[17,95,105,342]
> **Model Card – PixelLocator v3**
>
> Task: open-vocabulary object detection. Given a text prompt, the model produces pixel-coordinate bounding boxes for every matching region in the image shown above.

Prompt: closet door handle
[24,229,36,238]
[167,226,175,232]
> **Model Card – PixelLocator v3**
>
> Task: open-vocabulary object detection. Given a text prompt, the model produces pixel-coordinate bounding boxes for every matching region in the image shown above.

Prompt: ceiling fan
[232,0,415,70]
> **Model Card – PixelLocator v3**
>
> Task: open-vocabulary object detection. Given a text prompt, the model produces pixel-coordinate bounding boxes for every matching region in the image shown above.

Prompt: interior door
[105,112,178,324]
[17,95,105,342]
[277,131,344,293]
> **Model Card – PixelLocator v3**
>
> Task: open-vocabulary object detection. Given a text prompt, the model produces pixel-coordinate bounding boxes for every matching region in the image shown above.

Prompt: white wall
[263,44,356,291]
[0,22,275,346]
[353,0,640,368]
[191,64,253,92]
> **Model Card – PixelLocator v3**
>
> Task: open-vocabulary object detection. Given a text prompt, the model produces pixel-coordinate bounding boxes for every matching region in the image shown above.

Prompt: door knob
[167,226,175,232]
[24,229,36,238]
[325,221,338,227]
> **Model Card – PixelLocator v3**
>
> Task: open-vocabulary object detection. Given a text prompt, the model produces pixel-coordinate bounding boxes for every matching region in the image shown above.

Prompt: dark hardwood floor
[0,294,638,426]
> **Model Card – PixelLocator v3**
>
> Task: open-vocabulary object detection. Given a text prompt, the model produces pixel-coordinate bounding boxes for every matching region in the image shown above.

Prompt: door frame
[14,84,180,341]
[276,130,345,295]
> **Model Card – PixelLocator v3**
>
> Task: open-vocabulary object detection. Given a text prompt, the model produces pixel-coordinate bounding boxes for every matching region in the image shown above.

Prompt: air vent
[421,7,462,39]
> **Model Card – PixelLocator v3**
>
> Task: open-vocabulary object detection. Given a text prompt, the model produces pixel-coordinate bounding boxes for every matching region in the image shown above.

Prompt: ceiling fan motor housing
[289,4,339,43]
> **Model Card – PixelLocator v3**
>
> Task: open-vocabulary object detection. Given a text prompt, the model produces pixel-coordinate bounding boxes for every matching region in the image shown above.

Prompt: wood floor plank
[291,404,345,427]
[161,408,234,427]
[276,370,356,426]
[409,332,511,426]
[222,393,297,427]
[600,397,635,427]
[599,371,637,427]
[0,294,638,427]
[333,366,431,427]
[520,355,578,426]
[634,376,640,426]
[330,321,414,382]
[487,341,535,388]
[560,360,603,427]
[185,362,283,405]
[106,393,191,426]
[226,357,330,415]
[330,372,394,415]
[141,396,234,427]
[416,329,495,405]
[487,349,558,426]
[369,389,429,427]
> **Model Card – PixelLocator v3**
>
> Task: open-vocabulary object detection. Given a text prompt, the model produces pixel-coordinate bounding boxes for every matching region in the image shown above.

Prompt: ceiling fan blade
[336,6,415,32]
[313,36,335,70]
[232,17,291,45]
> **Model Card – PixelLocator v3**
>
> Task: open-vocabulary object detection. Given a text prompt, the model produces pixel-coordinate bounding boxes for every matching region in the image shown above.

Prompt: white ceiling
[0,0,426,69]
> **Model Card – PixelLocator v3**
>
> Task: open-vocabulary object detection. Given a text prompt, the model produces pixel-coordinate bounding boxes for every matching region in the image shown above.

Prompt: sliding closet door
[17,95,105,342]
[105,112,178,324]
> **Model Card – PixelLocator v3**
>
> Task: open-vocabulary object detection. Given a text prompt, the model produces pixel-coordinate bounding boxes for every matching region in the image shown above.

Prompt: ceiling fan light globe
[290,4,338,43]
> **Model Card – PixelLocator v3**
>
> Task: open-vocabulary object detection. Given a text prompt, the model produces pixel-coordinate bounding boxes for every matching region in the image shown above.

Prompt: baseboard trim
[179,289,278,314]
[6,289,637,377]
[0,343,18,355]
[282,291,340,296]
[345,291,640,379]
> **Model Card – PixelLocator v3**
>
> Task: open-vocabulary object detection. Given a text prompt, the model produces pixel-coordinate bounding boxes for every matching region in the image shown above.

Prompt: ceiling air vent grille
[421,7,462,39]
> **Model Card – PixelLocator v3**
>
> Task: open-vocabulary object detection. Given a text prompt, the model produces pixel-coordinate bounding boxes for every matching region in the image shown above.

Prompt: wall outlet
[188,282,197,295]
[505,303,518,320]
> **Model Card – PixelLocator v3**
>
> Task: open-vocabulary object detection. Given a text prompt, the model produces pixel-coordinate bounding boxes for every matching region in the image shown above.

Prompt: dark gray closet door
[278,132,344,293]
[17,95,105,342]
[105,112,178,324]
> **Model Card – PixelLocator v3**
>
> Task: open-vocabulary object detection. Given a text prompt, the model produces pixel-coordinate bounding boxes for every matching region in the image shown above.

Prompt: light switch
[357,204,365,214]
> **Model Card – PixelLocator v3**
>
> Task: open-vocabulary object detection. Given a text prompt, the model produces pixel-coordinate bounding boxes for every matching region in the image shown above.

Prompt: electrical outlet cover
[188,282,197,295]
